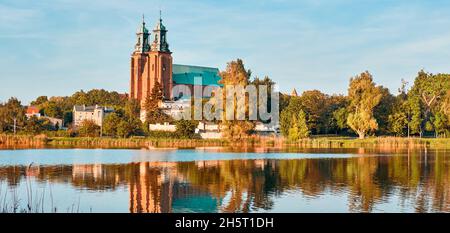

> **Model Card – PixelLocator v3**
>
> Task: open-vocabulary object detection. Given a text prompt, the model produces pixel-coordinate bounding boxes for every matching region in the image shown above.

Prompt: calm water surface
[0,148,449,213]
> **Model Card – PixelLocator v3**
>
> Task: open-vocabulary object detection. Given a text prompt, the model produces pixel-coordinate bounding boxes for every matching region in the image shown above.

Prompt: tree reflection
[0,150,449,213]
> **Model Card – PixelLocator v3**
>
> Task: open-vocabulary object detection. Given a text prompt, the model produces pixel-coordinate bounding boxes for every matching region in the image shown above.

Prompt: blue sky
[1,0,450,104]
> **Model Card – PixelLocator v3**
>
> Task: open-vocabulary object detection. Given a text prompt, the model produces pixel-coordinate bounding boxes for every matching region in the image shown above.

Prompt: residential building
[72,105,114,127]
[25,106,41,118]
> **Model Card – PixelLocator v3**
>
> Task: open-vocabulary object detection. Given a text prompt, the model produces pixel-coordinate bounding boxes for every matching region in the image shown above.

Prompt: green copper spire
[151,11,170,53]
[134,14,150,53]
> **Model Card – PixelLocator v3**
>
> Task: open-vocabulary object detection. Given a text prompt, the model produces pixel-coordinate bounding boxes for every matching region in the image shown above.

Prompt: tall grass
[1,133,450,149]
[0,164,83,213]
[0,134,47,148]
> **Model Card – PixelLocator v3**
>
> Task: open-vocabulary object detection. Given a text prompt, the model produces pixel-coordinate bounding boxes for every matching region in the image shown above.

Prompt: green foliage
[116,118,143,138]
[0,97,26,133]
[333,107,349,132]
[102,113,122,136]
[148,130,177,138]
[288,110,310,140]
[23,116,54,134]
[280,96,303,137]
[373,86,396,134]
[102,112,143,138]
[407,70,450,136]
[388,112,408,136]
[432,112,448,137]
[280,90,347,136]
[77,120,100,137]
[175,120,198,139]
[42,101,63,118]
[30,96,48,106]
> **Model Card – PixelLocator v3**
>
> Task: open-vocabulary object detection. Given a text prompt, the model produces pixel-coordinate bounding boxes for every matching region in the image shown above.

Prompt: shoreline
[1,134,449,150]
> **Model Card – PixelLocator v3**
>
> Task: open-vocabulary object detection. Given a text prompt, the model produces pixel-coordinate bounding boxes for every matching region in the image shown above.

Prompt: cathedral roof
[173,64,222,86]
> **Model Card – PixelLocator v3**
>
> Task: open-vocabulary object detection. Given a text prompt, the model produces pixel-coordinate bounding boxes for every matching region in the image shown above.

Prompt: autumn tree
[77,120,100,137]
[346,71,382,139]
[219,59,255,140]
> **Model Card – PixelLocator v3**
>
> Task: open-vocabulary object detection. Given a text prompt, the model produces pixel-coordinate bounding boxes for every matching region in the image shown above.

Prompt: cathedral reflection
[0,150,449,213]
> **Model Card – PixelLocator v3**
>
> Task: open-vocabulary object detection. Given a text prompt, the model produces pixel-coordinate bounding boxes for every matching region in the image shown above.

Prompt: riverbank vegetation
[1,134,450,149]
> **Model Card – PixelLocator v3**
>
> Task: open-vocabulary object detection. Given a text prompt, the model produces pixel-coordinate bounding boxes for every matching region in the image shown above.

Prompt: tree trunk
[358,131,365,139]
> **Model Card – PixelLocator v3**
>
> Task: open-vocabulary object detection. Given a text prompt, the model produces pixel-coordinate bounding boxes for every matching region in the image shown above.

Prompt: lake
[0,147,449,213]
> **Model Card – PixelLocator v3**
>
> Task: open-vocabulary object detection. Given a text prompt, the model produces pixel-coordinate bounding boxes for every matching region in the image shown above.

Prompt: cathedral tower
[130,14,173,106]
[149,15,173,100]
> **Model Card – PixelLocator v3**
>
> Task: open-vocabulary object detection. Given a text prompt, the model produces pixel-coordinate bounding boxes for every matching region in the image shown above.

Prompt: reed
[1,134,449,149]
[0,167,82,213]
[47,136,228,149]
[0,134,47,148]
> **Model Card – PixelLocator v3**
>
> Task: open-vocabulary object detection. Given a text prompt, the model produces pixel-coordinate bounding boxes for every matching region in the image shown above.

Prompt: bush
[175,120,198,139]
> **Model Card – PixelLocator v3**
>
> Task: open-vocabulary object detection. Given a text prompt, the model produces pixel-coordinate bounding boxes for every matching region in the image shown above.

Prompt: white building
[140,99,191,122]
[73,105,114,127]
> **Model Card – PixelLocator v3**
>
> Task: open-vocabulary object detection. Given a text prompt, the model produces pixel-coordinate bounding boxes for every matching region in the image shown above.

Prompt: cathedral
[129,15,222,106]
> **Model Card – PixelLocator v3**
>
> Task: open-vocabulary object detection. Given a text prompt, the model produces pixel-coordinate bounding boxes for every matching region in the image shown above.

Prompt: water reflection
[0,150,449,213]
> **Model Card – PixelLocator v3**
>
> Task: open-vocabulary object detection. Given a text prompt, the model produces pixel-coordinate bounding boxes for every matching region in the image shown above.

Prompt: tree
[102,113,121,137]
[0,97,26,133]
[280,96,302,137]
[347,111,378,139]
[431,112,448,138]
[288,110,309,140]
[42,101,63,118]
[24,116,43,134]
[346,71,382,139]
[373,86,396,134]
[388,112,408,136]
[298,90,328,134]
[124,99,141,119]
[219,59,256,140]
[144,81,172,124]
[30,96,48,106]
[77,120,100,137]
[251,76,275,123]
[333,107,349,134]
[408,71,450,136]
[442,90,450,122]
[116,118,143,138]
[175,120,198,139]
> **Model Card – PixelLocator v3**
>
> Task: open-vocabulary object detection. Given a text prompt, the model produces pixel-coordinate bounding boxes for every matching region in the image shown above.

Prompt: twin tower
[130,15,173,105]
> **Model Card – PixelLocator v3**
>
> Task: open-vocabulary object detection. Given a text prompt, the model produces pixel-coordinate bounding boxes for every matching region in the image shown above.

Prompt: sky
[1,0,450,104]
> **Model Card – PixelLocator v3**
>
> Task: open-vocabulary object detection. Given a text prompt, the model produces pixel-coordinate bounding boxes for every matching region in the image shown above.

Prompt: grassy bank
[47,136,228,148]
[281,136,450,149]
[1,134,450,149]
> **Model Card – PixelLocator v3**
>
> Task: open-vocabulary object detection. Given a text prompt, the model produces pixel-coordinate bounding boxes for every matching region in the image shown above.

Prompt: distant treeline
[280,70,450,139]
